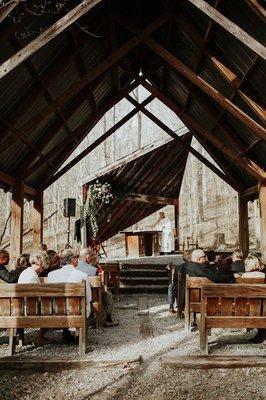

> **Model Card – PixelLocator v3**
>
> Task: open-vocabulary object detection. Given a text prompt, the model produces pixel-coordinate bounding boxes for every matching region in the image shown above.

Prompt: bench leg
[78,325,87,356]
[200,327,208,355]
[17,328,25,347]
[8,329,17,356]
[184,307,191,333]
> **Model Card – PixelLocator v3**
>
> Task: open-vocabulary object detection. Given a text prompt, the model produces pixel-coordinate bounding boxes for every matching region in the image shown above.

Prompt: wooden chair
[0,283,88,356]
[200,283,266,355]
[184,276,211,333]
[88,276,104,331]
[99,262,120,300]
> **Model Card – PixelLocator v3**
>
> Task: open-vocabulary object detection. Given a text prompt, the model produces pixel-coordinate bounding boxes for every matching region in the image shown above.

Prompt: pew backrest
[99,262,120,299]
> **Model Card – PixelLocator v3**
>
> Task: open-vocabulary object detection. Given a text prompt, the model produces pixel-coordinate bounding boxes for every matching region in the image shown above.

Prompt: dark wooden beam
[125,193,179,206]
[140,79,266,181]
[244,0,266,21]
[0,14,169,154]
[43,94,154,187]
[0,170,36,198]
[0,0,21,23]
[107,18,121,93]
[238,193,249,258]
[38,77,143,189]
[126,94,240,190]
[186,0,266,58]
[117,17,266,140]
[10,180,24,267]
[33,190,44,249]
[242,185,259,199]
[0,0,103,79]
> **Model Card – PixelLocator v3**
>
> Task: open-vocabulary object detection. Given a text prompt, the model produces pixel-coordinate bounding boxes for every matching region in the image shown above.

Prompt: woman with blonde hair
[242,253,265,278]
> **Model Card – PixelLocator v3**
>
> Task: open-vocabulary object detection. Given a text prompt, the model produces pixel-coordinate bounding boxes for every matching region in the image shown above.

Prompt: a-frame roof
[0,0,265,200]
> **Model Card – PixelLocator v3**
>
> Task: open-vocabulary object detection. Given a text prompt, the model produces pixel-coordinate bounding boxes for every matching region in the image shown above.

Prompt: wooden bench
[200,283,266,355]
[99,263,120,300]
[88,276,104,331]
[184,276,211,333]
[0,283,88,356]
[184,276,265,333]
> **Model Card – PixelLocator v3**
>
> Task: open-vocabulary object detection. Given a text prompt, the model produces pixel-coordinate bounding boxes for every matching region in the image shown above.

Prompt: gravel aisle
[0,294,265,400]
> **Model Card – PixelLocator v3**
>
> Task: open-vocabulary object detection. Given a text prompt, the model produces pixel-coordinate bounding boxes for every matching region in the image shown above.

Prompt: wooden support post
[10,180,24,267]
[33,190,43,249]
[238,193,249,258]
[259,182,266,264]
[174,201,180,251]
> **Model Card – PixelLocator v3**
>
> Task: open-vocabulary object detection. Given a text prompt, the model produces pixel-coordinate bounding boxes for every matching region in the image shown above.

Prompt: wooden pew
[0,283,88,356]
[99,262,120,300]
[184,276,211,333]
[184,276,265,333]
[88,276,104,331]
[200,283,266,355]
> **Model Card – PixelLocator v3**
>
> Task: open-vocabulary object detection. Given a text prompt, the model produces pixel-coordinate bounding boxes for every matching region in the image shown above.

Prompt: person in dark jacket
[178,249,235,315]
[0,250,19,283]
[230,250,245,273]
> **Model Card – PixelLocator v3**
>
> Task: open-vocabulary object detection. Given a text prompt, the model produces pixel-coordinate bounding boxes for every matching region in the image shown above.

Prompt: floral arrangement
[83,181,114,239]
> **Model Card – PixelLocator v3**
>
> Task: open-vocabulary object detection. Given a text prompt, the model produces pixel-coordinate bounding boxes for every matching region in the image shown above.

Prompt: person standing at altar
[156,211,175,255]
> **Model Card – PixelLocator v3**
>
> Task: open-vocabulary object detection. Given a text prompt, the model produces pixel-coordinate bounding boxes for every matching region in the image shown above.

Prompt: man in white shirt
[77,247,97,276]
[47,248,92,316]
[18,251,50,283]
[156,211,175,254]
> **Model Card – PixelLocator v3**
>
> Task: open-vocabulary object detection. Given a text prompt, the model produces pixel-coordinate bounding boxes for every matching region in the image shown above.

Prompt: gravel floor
[0,294,265,400]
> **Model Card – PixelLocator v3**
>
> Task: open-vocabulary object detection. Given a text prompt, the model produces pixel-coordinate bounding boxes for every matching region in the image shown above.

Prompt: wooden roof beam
[125,193,179,206]
[126,94,241,191]
[38,78,143,189]
[175,13,264,123]
[41,94,154,188]
[0,0,21,23]
[141,79,266,182]
[116,17,266,141]
[244,0,266,21]
[0,170,36,198]
[0,0,103,80]
[107,18,121,93]
[0,14,169,154]
[186,0,266,59]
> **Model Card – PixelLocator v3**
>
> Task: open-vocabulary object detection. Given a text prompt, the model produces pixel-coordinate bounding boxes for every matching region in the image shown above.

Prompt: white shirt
[77,260,97,276]
[18,266,40,283]
[47,264,92,315]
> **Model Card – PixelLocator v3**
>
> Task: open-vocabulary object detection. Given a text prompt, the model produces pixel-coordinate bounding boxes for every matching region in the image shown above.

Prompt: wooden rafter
[0,0,21,23]
[125,94,241,191]
[0,14,169,154]
[116,17,266,141]
[141,79,266,182]
[0,170,36,198]
[42,95,154,187]
[244,0,266,21]
[0,0,103,79]
[38,78,143,189]
[106,18,121,93]
[186,0,266,59]
[125,193,179,206]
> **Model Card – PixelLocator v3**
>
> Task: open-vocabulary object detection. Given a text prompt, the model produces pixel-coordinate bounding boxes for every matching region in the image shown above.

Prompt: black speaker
[63,198,76,217]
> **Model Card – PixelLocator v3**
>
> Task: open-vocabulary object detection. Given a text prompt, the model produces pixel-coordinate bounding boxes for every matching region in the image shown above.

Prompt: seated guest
[205,249,217,270]
[217,254,232,273]
[231,250,245,273]
[39,250,61,277]
[47,249,92,316]
[178,249,235,315]
[18,251,50,283]
[0,250,20,283]
[166,262,177,314]
[80,251,119,327]
[242,253,265,278]
[77,247,97,276]
[16,253,31,274]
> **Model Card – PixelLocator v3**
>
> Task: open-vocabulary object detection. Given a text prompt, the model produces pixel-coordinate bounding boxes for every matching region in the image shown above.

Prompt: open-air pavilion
[0,0,265,266]
[0,1,266,397]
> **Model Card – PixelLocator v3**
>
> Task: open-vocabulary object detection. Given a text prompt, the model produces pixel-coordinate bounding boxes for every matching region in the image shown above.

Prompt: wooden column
[238,193,249,258]
[33,190,43,249]
[81,185,88,248]
[174,200,180,251]
[10,180,24,267]
[259,182,266,264]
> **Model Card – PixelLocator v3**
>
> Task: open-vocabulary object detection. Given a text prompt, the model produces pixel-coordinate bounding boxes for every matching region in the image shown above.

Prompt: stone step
[120,269,167,277]
[120,284,168,294]
[120,277,169,286]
